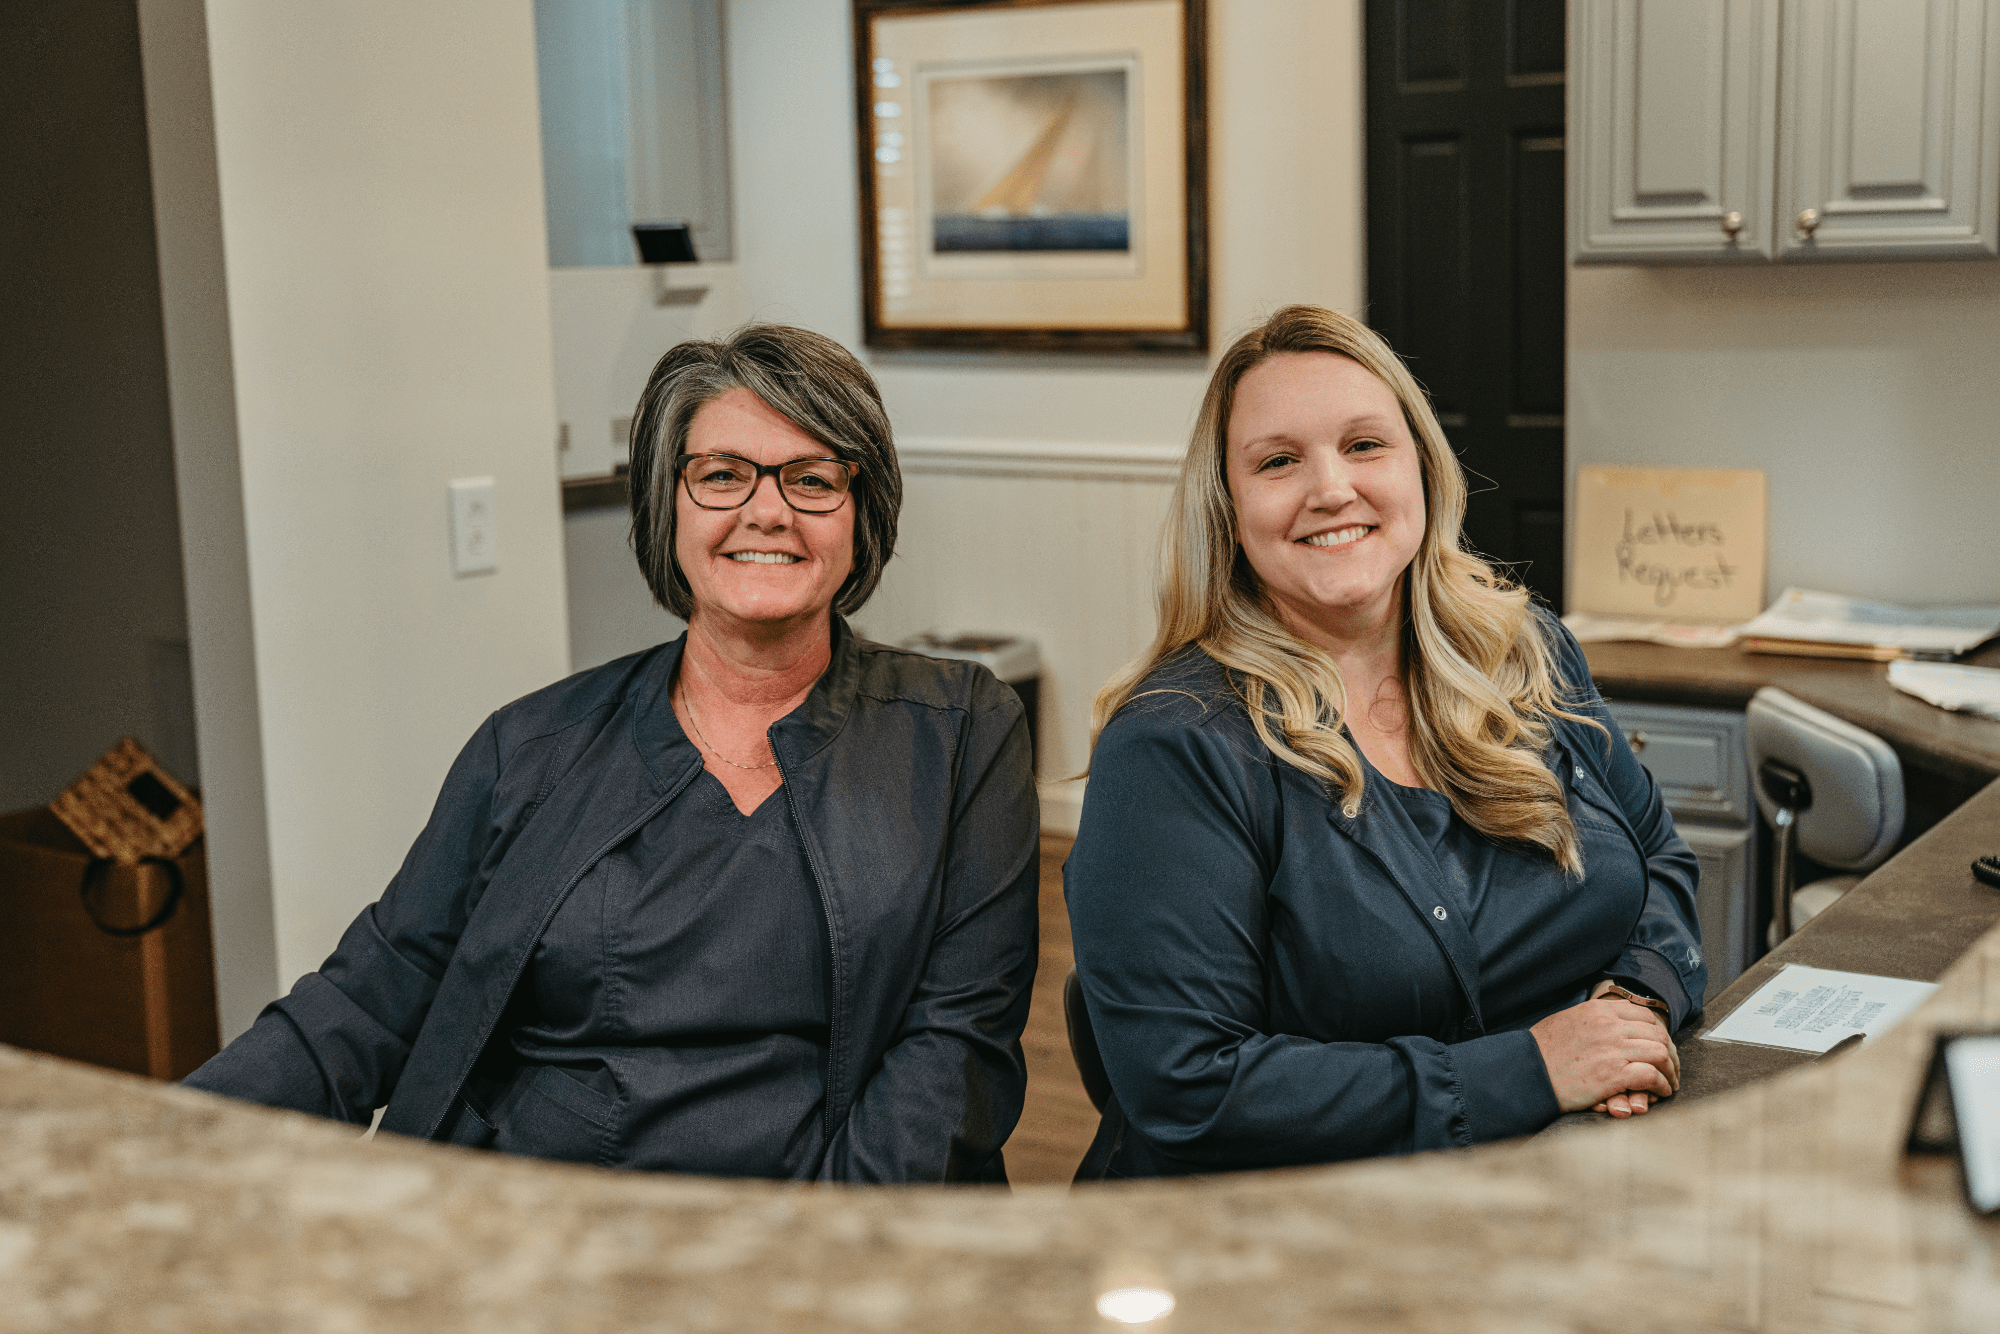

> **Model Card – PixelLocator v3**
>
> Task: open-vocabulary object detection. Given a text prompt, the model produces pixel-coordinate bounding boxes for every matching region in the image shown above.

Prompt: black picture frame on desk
[1906,1030,2000,1217]
[852,0,1208,354]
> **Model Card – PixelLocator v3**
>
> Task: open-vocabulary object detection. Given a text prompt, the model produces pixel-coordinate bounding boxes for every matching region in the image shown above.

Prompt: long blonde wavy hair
[1092,305,1599,872]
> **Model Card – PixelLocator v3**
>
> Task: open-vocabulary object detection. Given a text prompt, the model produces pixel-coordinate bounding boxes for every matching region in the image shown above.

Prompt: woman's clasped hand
[1532,983,1682,1118]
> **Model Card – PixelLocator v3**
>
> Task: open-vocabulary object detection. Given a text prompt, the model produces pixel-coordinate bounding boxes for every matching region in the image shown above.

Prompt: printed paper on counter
[1701,963,1938,1055]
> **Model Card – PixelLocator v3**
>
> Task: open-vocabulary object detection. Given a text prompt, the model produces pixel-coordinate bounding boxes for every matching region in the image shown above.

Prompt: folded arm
[1551,626,1709,1032]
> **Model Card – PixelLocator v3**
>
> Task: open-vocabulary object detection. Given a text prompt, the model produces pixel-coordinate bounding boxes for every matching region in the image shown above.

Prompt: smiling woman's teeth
[727,552,800,564]
[1303,526,1373,548]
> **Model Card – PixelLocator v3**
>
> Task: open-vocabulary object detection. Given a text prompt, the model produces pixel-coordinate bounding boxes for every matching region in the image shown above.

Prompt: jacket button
[1574,765,1585,781]
[1432,905,1448,921]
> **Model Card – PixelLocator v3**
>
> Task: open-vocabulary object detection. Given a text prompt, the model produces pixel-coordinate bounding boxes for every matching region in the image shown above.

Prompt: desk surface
[5,654,2000,1331]
[1579,638,2000,1106]
[1583,638,2000,787]
[1669,764,2000,1103]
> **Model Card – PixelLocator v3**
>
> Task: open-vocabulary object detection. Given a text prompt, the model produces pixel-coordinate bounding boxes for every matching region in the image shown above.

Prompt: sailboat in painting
[928,68,1130,254]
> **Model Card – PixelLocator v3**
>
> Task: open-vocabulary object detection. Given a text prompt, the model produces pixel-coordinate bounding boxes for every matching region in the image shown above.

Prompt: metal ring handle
[79,856,185,938]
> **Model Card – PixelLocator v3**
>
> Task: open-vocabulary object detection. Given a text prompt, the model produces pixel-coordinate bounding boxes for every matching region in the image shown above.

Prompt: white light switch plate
[448,477,498,576]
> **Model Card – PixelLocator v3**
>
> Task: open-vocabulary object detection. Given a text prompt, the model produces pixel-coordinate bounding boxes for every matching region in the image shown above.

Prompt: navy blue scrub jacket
[1065,615,1705,1177]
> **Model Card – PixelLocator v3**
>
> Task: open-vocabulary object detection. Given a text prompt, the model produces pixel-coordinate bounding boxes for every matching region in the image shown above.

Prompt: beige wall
[555,0,1365,827]
[1568,261,2000,609]
[141,0,572,1035]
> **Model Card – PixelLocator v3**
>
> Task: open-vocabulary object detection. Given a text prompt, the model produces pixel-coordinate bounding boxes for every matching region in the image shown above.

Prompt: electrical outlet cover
[448,477,498,576]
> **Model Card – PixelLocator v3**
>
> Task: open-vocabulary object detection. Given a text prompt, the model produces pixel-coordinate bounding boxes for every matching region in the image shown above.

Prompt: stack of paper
[1888,660,2000,719]
[1735,588,2000,662]
[1560,613,1742,649]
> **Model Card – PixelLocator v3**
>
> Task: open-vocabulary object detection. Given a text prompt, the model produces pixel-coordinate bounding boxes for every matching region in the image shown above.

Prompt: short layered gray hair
[628,324,903,620]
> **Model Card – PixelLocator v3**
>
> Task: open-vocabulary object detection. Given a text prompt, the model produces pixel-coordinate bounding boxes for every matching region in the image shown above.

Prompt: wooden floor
[1001,834,1100,1186]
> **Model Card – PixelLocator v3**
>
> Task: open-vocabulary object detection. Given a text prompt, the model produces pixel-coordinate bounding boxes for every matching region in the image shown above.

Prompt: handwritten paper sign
[1570,467,1767,624]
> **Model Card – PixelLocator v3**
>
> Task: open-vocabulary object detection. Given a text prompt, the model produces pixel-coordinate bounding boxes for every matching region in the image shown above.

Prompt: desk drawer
[1603,702,1752,826]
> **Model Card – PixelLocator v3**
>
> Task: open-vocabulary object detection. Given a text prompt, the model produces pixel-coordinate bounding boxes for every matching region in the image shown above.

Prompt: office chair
[1746,687,1905,946]
[1063,968,1111,1113]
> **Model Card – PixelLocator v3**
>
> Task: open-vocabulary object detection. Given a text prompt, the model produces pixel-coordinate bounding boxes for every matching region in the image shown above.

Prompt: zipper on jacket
[774,743,845,1152]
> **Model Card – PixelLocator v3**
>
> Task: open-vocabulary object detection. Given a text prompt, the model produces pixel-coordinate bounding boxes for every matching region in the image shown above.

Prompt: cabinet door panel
[1572,0,1780,262]
[1681,822,1757,994]
[1780,0,2000,258]
[1632,2,1728,201]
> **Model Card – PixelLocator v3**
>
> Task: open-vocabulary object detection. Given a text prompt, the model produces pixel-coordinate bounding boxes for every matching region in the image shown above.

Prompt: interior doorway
[1364,0,1567,610]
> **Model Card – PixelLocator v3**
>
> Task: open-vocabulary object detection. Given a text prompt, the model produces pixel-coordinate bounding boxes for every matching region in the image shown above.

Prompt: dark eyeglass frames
[674,452,859,514]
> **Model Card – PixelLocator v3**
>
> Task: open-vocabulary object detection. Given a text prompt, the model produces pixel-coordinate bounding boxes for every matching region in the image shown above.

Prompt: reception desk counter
[6,647,1999,1331]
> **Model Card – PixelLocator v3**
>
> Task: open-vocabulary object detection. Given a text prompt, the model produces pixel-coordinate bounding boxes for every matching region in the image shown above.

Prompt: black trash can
[902,632,1042,774]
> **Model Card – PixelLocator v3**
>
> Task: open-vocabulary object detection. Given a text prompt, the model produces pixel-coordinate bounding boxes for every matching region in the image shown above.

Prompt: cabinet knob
[1795,207,1822,238]
[1629,729,1650,754]
[1721,211,1744,238]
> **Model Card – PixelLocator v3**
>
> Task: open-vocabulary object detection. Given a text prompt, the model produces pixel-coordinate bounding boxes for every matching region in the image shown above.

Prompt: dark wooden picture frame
[853,0,1208,354]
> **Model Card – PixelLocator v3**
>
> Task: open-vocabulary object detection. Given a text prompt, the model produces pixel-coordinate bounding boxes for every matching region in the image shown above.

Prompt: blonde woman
[1065,306,1703,1179]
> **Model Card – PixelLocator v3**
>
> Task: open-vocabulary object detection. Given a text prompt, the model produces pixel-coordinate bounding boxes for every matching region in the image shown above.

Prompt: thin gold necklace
[680,659,780,772]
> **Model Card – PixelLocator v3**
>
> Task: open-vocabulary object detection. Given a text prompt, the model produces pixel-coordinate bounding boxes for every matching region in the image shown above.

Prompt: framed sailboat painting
[853,0,1208,353]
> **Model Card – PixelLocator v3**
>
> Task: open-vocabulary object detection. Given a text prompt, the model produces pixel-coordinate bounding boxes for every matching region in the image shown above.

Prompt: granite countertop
[7,651,2000,1331]
[6,784,2000,1330]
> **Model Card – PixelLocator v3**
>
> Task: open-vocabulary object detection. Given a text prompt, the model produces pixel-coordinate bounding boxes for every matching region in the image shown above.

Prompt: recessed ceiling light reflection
[1096,1286,1176,1325]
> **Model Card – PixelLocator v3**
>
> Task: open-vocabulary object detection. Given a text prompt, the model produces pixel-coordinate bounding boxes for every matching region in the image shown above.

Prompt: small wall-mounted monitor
[632,222,698,264]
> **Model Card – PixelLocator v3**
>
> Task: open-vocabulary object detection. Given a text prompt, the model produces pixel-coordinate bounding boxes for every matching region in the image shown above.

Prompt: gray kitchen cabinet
[1604,700,1759,994]
[1778,0,2000,259]
[1572,0,1781,262]
[1572,0,2000,264]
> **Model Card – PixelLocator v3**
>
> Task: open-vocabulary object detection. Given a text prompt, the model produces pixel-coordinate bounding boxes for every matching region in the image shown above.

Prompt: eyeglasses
[674,452,859,514]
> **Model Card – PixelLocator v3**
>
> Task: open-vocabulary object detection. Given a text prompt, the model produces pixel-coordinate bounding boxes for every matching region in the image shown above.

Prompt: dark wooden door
[1365,0,1567,609]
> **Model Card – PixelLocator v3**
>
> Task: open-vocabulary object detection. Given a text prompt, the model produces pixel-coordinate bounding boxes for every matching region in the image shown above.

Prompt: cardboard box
[1569,466,1768,624]
[0,808,220,1079]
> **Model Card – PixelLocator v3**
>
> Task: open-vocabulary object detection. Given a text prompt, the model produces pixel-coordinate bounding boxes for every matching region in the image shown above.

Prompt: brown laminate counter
[1674,770,2000,1102]
[1581,638,2000,1108]
[1583,638,2000,792]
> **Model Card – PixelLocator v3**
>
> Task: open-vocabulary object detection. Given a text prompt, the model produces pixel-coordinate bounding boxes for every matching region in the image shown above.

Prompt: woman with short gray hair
[188,323,1041,1183]
[629,322,903,621]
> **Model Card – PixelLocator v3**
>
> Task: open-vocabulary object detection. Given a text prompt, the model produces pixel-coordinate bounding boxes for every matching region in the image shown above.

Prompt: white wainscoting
[855,438,1183,836]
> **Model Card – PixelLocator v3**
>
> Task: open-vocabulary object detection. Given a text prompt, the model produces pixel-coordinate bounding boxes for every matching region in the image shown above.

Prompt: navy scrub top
[1385,777,1647,1033]
[485,769,831,1177]
[1065,632,1705,1179]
